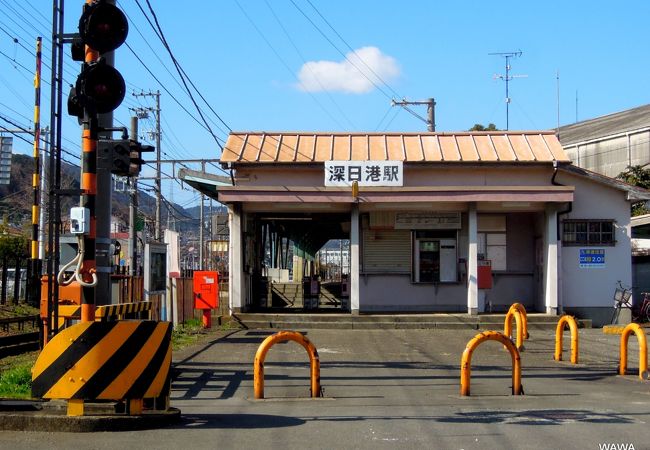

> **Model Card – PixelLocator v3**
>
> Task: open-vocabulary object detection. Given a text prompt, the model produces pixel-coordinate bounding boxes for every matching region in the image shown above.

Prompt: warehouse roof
[558,104,650,145]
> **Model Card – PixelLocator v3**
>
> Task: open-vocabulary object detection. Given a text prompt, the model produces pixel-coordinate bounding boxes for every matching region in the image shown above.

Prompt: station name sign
[324,161,403,187]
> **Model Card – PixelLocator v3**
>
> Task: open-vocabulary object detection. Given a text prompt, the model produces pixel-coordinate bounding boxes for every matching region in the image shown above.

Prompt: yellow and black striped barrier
[32,320,171,416]
[56,305,82,330]
[96,301,152,321]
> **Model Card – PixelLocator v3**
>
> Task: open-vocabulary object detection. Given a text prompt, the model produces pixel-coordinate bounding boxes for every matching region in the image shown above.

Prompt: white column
[228,204,243,313]
[544,204,559,315]
[350,205,360,314]
[467,203,478,315]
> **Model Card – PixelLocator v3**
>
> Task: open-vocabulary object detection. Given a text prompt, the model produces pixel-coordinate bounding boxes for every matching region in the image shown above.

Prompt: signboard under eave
[325,161,403,187]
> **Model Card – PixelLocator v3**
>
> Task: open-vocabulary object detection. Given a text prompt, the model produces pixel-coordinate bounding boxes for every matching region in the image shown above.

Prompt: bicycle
[610,280,633,324]
[632,292,650,323]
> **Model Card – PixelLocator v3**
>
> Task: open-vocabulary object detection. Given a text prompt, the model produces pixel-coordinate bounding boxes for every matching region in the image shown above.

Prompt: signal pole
[133,90,162,241]
[489,51,527,130]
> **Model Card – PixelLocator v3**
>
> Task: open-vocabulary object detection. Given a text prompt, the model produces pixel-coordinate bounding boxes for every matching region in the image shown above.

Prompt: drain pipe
[551,160,572,314]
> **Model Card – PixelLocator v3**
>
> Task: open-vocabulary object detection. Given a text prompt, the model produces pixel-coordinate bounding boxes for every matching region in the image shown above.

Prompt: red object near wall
[477,260,492,289]
[193,271,219,309]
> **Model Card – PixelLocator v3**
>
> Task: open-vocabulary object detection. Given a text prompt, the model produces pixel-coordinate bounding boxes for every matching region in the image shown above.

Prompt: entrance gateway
[180,131,650,326]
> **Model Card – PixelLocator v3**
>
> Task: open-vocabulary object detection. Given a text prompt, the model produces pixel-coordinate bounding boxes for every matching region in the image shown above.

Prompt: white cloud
[296,46,400,94]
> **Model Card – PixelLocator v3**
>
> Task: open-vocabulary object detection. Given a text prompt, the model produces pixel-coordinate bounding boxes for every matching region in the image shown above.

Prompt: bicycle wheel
[639,302,650,323]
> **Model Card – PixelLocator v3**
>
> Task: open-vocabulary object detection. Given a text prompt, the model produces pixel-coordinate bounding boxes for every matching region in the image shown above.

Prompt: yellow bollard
[619,323,648,380]
[507,303,529,339]
[254,330,321,399]
[504,309,525,351]
[460,331,522,396]
[554,315,579,364]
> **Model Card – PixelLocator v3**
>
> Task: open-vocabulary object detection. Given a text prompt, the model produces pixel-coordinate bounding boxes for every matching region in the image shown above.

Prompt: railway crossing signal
[68,1,129,119]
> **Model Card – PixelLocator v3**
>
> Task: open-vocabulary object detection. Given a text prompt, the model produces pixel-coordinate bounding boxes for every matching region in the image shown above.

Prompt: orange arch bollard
[504,310,525,351]
[254,330,321,399]
[460,331,522,396]
[508,303,529,338]
[619,323,649,380]
[554,315,579,364]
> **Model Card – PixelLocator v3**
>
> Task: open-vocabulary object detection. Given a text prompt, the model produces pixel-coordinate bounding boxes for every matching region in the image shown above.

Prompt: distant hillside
[0,153,196,234]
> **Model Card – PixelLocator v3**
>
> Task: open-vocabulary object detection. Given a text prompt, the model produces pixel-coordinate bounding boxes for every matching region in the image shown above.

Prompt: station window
[412,230,458,283]
[562,220,615,246]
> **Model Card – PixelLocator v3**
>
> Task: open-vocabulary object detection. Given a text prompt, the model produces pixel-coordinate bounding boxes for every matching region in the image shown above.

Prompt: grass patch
[0,303,39,319]
[0,351,37,399]
[172,318,209,350]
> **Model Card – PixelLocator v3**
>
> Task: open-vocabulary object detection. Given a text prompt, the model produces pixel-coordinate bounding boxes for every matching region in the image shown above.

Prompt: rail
[0,331,39,358]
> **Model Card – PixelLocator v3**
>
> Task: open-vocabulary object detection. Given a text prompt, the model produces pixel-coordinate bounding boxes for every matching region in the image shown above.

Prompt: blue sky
[1,0,649,208]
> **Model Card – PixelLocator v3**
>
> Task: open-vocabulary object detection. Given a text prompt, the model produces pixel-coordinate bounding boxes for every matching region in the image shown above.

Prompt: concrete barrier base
[0,400,181,432]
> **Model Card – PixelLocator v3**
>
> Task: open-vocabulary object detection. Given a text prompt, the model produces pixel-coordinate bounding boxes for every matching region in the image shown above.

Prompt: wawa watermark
[598,443,636,450]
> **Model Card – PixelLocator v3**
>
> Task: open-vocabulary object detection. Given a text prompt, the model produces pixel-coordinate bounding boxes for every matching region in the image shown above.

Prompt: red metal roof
[220,131,570,164]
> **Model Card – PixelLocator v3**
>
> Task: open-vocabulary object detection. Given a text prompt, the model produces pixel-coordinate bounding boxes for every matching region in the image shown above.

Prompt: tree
[616,165,650,216]
[469,123,498,131]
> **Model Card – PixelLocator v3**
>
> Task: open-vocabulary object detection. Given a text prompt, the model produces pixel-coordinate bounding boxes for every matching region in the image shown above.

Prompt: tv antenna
[489,51,527,130]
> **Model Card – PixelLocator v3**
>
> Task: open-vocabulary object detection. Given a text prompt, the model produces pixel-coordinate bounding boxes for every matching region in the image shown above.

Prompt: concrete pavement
[1,327,648,449]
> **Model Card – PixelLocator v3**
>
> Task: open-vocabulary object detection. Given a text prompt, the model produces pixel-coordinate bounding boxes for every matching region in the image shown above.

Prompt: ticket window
[413,232,458,283]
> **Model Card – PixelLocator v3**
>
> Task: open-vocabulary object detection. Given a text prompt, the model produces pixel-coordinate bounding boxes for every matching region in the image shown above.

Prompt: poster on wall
[579,249,605,268]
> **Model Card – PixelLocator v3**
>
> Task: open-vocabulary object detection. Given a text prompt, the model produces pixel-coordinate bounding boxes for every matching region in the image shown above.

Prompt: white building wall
[559,172,632,325]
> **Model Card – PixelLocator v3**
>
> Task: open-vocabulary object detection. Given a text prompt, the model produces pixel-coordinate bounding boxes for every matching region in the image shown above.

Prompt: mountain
[0,153,197,235]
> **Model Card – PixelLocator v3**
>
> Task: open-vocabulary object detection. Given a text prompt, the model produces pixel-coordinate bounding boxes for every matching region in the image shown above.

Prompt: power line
[262,0,356,129]
[303,0,402,100]
[139,0,228,149]
[288,0,397,101]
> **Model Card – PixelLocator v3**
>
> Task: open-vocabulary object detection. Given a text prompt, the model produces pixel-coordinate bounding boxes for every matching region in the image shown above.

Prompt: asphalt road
[1,327,648,450]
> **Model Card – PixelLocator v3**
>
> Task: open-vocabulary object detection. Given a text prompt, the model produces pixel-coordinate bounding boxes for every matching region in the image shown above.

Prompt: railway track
[0,315,40,358]
[0,332,39,358]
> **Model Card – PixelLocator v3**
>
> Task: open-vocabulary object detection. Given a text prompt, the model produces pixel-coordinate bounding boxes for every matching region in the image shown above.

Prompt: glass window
[562,220,615,246]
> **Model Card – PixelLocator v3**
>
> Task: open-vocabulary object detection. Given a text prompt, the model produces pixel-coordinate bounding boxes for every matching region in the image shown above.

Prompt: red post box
[477,260,492,289]
[193,271,219,327]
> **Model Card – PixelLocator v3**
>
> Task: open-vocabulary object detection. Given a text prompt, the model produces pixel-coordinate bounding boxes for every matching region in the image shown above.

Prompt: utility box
[477,260,492,289]
[193,271,219,310]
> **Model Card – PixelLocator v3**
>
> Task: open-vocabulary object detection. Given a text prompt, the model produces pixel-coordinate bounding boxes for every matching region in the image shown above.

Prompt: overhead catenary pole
[132,90,162,240]
[391,98,436,131]
[199,193,204,270]
[46,0,65,339]
[129,117,138,276]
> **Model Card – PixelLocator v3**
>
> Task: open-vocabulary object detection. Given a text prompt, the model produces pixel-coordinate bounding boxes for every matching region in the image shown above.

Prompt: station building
[181,131,650,326]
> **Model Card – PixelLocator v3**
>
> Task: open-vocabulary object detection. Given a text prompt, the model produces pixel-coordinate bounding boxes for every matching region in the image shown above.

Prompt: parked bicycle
[633,292,650,324]
[610,280,633,324]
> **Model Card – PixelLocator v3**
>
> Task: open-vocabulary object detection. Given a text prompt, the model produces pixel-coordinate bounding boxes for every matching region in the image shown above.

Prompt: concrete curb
[0,405,181,432]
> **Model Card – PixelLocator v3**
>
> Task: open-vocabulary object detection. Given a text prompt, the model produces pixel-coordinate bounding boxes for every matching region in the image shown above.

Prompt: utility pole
[199,193,204,270]
[391,98,436,131]
[489,51,527,130]
[129,117,138,276]
[133,90,162,241]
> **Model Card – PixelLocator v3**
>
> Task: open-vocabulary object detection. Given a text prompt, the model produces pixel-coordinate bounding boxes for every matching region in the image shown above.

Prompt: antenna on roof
[489,51,527,130]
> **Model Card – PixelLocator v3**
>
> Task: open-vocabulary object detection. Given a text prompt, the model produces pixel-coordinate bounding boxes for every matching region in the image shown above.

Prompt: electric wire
[303,0,402,100]
[263,0,356,129]
[139,0,228,148]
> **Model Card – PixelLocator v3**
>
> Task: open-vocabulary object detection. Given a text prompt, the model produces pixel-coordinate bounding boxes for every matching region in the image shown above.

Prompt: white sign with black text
[324,161,403,187]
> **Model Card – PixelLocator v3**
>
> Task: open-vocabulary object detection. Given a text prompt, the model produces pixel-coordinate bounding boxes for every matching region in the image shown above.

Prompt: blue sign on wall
[579,249,605,268]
